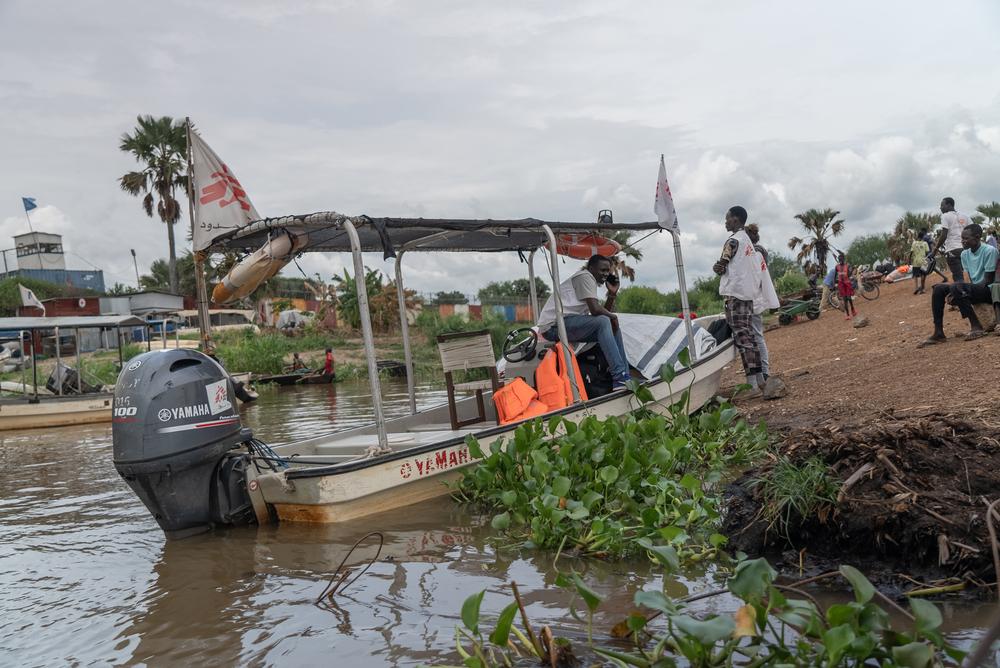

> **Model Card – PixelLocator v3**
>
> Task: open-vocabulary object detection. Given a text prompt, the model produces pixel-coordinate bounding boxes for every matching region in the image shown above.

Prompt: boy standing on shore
[714,206,765,393]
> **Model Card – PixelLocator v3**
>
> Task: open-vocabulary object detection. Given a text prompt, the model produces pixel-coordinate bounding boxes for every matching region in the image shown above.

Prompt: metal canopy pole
[527,249,539,322]
[30,331,38,402]
[394,249,417,415]
[541,225,581,403]
[54,326,62,395]
[394,230,454,415]
[670,229,698,363]
[75,327,82,393]
[18,330,25,395]
[344,219,388,450]
[185,117,214,354]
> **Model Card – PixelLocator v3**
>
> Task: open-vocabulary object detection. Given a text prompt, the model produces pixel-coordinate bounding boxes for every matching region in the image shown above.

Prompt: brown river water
[0,379,993,666]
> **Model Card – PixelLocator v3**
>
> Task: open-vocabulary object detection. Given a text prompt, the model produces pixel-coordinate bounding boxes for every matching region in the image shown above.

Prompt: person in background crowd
[714,206,765,394]
[920,224,998,346]
[745,224,779,380]
[820,265,836,310]
[834,252,858,320]
[986,229,998,250]
[910,227,930,295]
[288,352,307,371]
[931,197,972,282]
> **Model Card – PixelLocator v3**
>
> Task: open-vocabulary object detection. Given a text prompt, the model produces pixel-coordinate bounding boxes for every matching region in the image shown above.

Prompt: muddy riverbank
[718,280,1000,595]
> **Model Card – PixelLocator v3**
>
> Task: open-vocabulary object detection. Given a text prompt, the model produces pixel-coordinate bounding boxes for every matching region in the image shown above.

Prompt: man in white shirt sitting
[931,197,972,282]
[536,254,630,391]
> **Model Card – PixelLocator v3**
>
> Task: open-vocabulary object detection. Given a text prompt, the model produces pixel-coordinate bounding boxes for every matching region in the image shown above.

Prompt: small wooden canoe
[254,372,305,386]
[298,372,335,385]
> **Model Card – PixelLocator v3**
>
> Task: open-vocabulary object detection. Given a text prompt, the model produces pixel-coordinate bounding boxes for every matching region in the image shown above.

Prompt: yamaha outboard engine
[112,349,256,539]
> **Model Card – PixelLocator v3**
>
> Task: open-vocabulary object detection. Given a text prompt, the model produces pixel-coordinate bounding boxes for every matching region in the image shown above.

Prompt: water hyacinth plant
[450,557,965,668]
[453,369,769,560]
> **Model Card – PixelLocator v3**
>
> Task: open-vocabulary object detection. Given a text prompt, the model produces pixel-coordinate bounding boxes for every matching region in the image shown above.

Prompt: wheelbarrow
[776,289,821,326]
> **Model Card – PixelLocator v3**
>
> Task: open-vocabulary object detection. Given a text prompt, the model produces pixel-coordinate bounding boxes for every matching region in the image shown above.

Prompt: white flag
[654,155,679,232]
[190,127,261,252]
[18,284,45,315]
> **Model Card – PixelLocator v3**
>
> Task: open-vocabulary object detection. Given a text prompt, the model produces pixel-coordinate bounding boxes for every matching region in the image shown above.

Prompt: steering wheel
[502,327,539,363]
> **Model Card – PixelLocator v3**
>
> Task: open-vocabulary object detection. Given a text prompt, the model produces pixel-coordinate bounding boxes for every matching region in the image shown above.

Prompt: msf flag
[190,127,261,252]
[654,155,679,232]
[18,284,45,315]
[22,197,37,213]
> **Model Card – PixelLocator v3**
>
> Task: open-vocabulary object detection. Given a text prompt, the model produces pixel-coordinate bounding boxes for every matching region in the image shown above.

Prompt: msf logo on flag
[654,155,679,232]
[199,164,253,212]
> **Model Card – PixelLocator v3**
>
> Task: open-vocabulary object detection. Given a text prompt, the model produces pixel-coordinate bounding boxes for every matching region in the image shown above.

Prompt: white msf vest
[719,229,763,302]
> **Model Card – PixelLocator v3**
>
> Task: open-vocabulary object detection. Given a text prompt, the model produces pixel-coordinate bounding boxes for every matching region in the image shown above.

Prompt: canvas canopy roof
[0,315,146,331]
[204,212,662,256]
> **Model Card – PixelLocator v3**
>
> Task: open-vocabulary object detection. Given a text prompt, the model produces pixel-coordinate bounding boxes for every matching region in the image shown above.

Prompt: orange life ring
[550,234,620,260]
[212,231,309,304]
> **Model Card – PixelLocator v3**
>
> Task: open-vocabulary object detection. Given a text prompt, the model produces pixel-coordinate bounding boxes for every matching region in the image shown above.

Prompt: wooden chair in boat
[436,330,502,431]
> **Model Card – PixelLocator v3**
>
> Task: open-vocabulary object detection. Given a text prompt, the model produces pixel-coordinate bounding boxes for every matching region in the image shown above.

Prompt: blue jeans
[542,314,629,383]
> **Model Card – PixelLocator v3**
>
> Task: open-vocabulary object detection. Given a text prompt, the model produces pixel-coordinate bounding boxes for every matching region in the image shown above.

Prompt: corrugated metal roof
[0,315,146,330]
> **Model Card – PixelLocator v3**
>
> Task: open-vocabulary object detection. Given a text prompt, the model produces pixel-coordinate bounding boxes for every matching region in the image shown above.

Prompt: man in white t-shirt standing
[931,197,971,282]
[536,254,630,390]
[714,206,765,392]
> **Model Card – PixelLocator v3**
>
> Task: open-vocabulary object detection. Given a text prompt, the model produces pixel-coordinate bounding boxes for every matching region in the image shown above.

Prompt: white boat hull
[249,340,734,524]
[0,394,113,431]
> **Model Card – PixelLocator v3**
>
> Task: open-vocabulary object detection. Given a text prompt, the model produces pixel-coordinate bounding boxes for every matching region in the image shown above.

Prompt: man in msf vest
[714,206,765,395]
[536,254,630,391]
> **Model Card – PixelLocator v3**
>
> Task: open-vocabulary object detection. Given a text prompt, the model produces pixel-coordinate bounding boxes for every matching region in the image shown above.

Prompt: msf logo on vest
[158,404,211,422]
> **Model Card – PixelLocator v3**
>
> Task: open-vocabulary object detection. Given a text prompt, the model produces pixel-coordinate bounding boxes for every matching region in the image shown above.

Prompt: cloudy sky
[1,0,999,299]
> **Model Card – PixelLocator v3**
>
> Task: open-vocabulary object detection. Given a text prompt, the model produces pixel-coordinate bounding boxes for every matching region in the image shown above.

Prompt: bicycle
[827,273,880,310]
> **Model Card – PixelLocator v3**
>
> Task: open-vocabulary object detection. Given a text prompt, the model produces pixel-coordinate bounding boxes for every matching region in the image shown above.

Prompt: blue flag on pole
[22,197,37,212]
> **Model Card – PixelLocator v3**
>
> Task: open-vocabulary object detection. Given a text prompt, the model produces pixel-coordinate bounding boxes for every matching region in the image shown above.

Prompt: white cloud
[0,0,997,300]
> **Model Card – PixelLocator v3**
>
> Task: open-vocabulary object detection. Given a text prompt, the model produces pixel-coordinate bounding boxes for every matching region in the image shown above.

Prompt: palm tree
[977,201,1000,237]
[119,115,188,294]
[140,252,211,298]
[788,208,845,277]
[600,229,643,282]
[888,212,939,263]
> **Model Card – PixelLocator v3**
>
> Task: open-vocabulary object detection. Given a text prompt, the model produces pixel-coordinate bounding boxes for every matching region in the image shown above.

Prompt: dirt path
[722,279,1000,430]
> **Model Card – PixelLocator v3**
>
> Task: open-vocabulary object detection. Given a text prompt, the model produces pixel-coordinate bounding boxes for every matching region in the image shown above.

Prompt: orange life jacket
[493,377,549,425]
[535,343,588,410]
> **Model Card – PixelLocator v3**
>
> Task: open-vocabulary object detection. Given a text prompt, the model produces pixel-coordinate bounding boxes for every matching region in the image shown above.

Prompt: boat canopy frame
[206,213,694,451]
[0,315,146,401]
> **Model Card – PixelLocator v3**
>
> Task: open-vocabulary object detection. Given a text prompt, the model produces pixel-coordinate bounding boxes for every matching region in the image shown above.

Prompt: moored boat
[0,315,145,431]
[112,213,733,538]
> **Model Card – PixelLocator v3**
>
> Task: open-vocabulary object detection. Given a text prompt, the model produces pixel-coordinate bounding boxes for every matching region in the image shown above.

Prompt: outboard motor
[112,349,256,539]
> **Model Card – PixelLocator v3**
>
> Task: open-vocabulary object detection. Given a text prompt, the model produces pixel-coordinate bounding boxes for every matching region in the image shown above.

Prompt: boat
[0,315,146,430]
[376,359,407,377]
[253,371,306,386]
[112,212,734,539]
[298,371,335,385]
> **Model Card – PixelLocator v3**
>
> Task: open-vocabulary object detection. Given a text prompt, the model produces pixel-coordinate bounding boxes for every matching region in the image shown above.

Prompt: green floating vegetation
[454,383,769,560]
[451,558,965,668]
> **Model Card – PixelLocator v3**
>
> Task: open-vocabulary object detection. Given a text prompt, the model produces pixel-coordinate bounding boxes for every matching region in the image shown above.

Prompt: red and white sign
[190,127,261,251]
[654,155,679,232]
[205,378,233,415]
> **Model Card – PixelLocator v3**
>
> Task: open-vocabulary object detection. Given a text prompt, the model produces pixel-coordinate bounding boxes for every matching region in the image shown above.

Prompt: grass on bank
[750,455,839,538]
